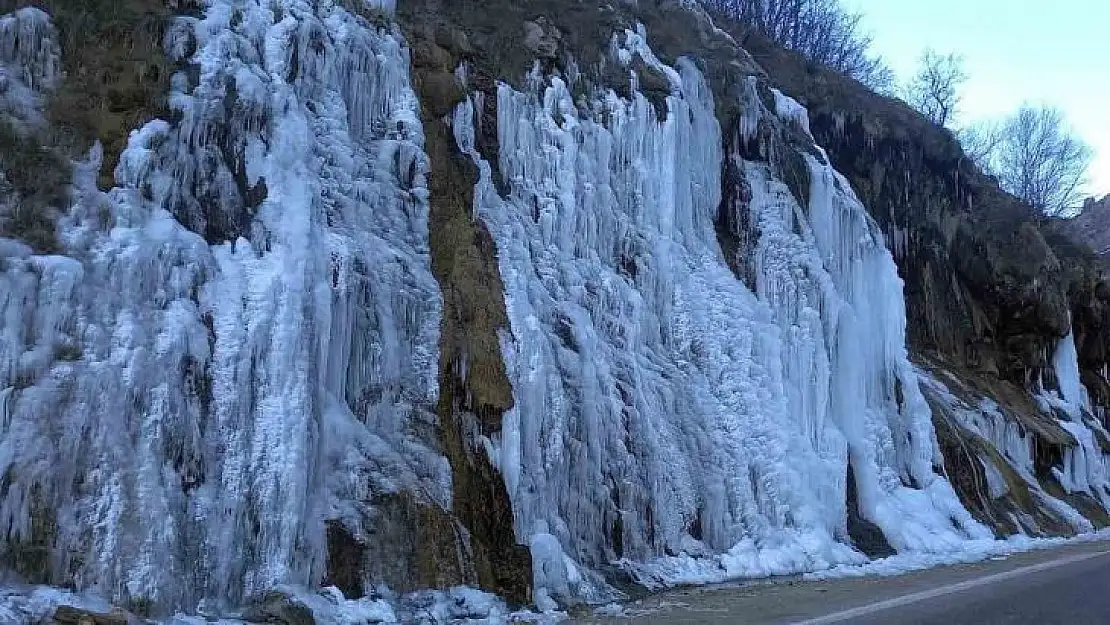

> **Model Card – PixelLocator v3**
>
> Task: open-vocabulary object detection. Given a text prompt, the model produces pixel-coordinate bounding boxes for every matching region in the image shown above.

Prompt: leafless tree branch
[972,105,1094,217]
[702,0,894,92]
[904,49,967,127]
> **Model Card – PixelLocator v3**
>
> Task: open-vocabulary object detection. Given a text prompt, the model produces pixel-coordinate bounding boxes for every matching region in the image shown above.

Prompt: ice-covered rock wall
[448,26,988,594]
[917,326,1110,539]
[1044,332,1110,507]
[3,0,1110,618]
[1,0,443,612]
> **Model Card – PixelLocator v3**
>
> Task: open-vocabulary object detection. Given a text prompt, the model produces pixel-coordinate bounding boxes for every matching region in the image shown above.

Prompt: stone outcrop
[48,605,132,625]
[1058,195,1110,261]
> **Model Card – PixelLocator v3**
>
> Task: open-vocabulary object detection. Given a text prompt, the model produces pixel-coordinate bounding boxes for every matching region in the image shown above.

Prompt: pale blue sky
[845,0,1109,197]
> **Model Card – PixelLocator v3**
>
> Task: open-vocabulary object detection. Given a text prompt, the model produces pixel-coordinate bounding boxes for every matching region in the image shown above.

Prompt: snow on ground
[616,528,1110,589]
[805,528,1110,580]
[0,584,568,625]
[5,530,1110,623]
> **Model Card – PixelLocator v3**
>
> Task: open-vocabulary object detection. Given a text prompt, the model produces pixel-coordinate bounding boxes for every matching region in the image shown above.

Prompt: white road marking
[791,549,1110,625]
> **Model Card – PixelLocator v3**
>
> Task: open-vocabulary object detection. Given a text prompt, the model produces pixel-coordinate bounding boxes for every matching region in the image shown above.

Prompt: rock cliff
[1,0,1109,621]
[1060,195,1110,262]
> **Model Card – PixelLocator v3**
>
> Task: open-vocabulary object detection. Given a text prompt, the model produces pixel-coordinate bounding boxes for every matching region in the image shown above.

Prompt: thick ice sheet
[449,25,989,600]
[1,0,442,612]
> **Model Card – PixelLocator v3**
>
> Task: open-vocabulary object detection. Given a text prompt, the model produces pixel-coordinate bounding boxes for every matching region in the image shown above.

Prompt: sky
[844,0,1110,198]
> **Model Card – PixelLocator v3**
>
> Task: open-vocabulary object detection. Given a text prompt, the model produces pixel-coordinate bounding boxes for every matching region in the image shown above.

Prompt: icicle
[1052,329,1090,416]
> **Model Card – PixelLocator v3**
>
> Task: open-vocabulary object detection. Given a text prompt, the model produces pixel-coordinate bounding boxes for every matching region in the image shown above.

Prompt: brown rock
[240,591,315,625]
[416,71,466,120]
[48,605,130,625]
[434,24,473,57]
[522,19,560,59]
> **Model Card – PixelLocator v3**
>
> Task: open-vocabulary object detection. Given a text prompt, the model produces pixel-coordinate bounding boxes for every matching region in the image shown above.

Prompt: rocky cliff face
[1060,196,1110,261]
[1,0,1109,622]
[734,30,1110,536]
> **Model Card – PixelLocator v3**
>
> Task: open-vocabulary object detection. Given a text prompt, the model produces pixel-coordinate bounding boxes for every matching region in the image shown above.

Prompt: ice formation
[1044,332,1110,506]
[1,0,1108,619]
[918,368,1095,535]
[1,0,443,613]
[916,327,1110,536]
[450,25,988,595]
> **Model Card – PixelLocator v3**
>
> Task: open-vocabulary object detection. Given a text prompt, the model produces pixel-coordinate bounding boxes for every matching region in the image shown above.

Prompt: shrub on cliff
[701,0,894,91]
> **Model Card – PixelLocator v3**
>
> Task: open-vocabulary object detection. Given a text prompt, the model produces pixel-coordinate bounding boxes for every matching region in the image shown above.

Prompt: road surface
[574,539,1110,624]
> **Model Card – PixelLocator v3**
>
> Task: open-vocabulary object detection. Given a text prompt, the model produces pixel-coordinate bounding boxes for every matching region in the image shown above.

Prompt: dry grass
[0,0,174,250]
[1,0,173,189]
[0,119,70,252]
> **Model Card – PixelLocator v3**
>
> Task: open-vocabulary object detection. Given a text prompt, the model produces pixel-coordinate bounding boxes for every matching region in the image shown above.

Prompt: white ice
[1,0,443,613]
[1045,331,1110,506]
[917,367,1095,534]
[2,1,1105,618]
[449,23,992,600]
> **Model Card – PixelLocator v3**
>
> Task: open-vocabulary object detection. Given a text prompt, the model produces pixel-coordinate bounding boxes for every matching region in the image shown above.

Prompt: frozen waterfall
[1,0,1099,617]
[450,25,987,589]
[1,0,442,612]
[1046,332,1110,506]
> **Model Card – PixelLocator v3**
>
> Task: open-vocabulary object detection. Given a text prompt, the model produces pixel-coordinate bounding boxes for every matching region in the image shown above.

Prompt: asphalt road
[574,539,1110,625]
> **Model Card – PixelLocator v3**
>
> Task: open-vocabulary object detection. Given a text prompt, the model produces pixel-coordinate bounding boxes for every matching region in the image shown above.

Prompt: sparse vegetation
[0,0,174,189]
[701,0,894,91]
[904,49,967,128]
[953,104,1093,218]
[990,105,1093,217]
[0,119,70,252]
[0,0,176,250]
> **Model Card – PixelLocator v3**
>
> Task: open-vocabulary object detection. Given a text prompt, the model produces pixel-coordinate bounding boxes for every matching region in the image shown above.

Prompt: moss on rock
[1,0,174,189]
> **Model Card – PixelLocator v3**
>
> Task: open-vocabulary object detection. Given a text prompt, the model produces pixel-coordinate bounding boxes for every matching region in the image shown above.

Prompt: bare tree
[905,49,967,127]
[703,0,893,90]
[957,121,1003,174]
[993,105,1092,217]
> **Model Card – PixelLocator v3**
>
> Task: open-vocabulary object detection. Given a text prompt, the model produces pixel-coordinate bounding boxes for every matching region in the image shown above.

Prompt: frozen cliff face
[0,8,58,123]
[449,25,988,593]
[3,0,1110,618]
[1043,331,1110,508]
[1,0,443,612]
[918,328,1110,540]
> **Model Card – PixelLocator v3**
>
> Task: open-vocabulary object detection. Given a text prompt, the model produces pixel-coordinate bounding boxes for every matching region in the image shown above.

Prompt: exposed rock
[240,591,315,625]
[630,54,672,119]
[3,483,56,584]
[845,464,895,558]
[402,1,533,604]
[415,70,466,120]
[323,520,367,600]
[48,605,131,625]
[522,18,560,60]
[1058,195,1110,261]
[423,115,531,606]
[357,493,475,594]
[434,23,472,57]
